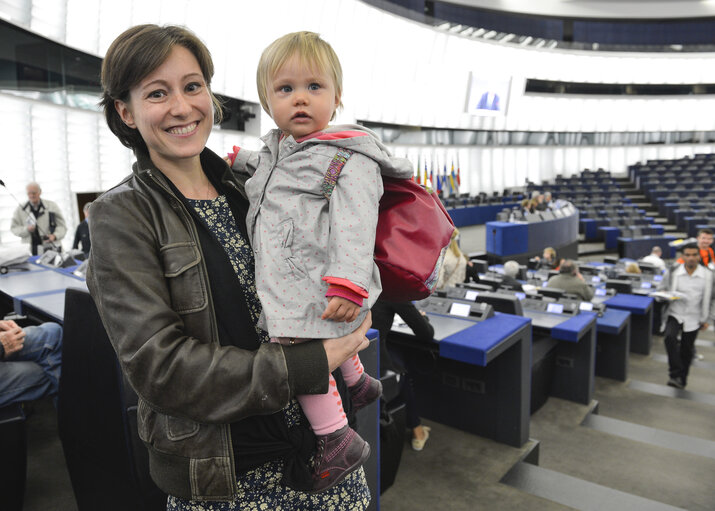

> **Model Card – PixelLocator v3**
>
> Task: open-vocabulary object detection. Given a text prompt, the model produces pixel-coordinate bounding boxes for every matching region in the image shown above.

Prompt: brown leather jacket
[86,148,327,501]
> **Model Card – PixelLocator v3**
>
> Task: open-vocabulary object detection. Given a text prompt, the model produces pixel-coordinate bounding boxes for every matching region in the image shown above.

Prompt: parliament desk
[389,311,532,447]
[446,202,520,227]
[522,310,597,406]
[617,235,677,260]
[603,294,654,355]
[593,309,631,381]
[485,204,579,265]
[0,263,87,324]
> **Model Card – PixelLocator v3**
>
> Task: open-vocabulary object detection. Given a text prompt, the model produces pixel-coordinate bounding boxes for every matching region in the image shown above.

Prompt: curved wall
[2,0,715,247]
[5,0,715,133]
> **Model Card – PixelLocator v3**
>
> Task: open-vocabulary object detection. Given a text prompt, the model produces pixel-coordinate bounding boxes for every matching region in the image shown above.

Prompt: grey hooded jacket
[231,124,413,338]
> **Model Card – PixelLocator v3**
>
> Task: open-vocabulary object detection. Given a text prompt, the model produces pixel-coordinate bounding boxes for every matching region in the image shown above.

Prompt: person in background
[0,319,62,408]
[10,182,67,255]
[532,246,560,271]
[370,299,434,451]
[695,229,714,268]
[676,229,714,269]
[625,262,642,274]
[542,191,554,209]
[91,24,372,509]
[72,202,92,257]
[641,246,666,272]
[658,243,715,389]
[547,260,594,301]
[535,193,548,211]
[436,228,479,289]
[501,260,524,291]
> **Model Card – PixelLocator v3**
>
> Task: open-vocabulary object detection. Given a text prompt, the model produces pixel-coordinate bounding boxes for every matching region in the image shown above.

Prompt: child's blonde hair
[256,31,343,120]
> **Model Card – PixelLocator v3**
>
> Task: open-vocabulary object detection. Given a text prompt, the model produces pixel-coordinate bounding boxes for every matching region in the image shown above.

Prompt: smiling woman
[87,23,372,510]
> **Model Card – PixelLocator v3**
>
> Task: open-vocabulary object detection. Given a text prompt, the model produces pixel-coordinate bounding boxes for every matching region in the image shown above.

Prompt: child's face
[267,54,339,139]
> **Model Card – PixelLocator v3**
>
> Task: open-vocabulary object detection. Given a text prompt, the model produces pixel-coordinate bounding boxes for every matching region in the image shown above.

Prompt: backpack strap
[322,148,355,201]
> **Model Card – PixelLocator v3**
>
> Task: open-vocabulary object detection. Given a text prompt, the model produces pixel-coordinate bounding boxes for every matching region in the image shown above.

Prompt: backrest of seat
[58,287,166,511]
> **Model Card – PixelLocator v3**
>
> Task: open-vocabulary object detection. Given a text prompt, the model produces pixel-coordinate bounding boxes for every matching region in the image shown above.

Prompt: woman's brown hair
[100,24,223,152]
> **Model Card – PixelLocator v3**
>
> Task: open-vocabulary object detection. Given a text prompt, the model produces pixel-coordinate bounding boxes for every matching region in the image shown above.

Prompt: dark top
[72,220,91,256]
[500,275,524,292]
[371,300,435,374]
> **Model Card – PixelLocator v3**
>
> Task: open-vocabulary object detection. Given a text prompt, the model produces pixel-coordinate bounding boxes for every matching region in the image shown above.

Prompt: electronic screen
[640,281,652,289]
[464,290,479,301]
[653,275,663,281]
[465,72,511,117]
[515,292,526,300]
[542,280,548,287]
[595,288,607,296]
[546,303,564,314]
[579,302,594,311]
[591,276,601,283]
[449,302,472,317]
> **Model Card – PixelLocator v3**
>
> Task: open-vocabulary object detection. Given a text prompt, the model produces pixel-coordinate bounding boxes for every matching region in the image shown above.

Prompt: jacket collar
[132,147,246,200]
[673,263,707,279]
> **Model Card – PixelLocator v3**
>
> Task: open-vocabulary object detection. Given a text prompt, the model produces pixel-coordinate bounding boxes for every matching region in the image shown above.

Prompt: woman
[435,228,478,289]
[88,24,371,509]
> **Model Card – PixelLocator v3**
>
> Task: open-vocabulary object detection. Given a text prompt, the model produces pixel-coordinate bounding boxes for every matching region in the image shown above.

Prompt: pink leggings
[273,337,364,435]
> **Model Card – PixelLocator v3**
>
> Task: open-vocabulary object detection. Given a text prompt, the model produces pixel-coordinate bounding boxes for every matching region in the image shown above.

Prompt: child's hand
[223,156,232,165]
[322,296,361,323]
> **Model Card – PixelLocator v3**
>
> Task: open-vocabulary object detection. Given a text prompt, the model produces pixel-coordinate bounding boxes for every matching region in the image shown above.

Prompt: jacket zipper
[145,168,239,496]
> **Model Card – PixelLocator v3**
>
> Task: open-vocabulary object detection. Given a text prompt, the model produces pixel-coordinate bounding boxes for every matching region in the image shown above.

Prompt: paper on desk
[0,246,31,267]
[649,290,685,301]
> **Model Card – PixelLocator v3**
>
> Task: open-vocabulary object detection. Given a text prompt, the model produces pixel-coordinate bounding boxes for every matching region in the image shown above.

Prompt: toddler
[226,31,412,491]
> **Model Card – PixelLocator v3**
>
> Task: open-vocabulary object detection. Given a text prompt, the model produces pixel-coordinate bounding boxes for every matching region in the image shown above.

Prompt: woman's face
[114,45,213,170]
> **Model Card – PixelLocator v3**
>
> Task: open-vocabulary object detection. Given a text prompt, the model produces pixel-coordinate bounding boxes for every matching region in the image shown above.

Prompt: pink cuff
[326,285,364,307]
[226,145,241,166]
[322,276,368,298]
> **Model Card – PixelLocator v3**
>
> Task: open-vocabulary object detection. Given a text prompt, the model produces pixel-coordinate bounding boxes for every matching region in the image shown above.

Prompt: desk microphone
[0,178,59,252]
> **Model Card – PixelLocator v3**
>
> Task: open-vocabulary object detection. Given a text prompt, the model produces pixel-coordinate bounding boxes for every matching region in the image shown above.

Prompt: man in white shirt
[641,246,666,272]
[658,243,715,389]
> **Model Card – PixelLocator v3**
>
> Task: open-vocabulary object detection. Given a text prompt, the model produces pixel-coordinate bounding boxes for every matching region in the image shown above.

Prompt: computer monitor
[605,279,633,294]
[474,291,523,316]
[537,287,565,300]
[579,265,600,276]
[469,259,489,274]
[458,282,495,292]
[638,262,658,274]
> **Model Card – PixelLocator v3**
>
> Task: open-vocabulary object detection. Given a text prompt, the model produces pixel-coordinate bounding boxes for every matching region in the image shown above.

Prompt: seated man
[547,260,594,301]
[501,260,524,291]
[0,320,62,407]
[641,246,666,272]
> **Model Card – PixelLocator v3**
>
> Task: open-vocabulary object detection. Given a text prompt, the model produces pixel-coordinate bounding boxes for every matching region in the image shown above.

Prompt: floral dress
[166,196,370,511]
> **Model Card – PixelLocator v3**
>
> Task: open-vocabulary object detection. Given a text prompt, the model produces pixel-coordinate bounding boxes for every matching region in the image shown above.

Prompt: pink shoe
[349,374,383,412]
[311,425,370,492]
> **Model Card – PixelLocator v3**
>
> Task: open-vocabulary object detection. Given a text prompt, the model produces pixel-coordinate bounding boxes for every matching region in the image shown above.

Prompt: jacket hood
[262,123,413,180]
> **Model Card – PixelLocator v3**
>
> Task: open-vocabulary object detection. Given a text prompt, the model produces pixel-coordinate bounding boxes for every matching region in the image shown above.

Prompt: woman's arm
[391,302,435,342]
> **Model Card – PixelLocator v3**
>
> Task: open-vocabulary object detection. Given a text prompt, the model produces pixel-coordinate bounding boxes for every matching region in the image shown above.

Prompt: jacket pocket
[278,219,308,280]
[166,415,200,441]
[160,243,207,313]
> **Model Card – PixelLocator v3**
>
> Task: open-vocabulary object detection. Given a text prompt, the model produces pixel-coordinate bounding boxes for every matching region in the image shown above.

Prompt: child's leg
[272,337,347,435]
[339,354,365,387]
[296,374,348,435]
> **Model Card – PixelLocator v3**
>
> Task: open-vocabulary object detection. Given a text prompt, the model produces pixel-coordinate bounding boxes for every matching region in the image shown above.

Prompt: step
[628,378,715,407]
[581,413,715,460]
[501,462,686,511]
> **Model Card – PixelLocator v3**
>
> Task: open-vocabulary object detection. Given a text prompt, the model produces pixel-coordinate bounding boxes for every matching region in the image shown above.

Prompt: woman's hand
[322,311,372,372]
